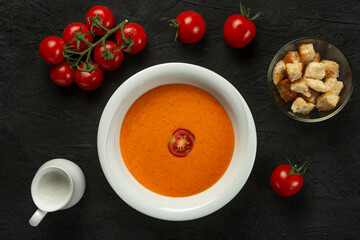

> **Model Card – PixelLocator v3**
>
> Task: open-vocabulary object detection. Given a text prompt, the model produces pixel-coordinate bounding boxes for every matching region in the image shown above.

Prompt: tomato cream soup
[120,84,235,197]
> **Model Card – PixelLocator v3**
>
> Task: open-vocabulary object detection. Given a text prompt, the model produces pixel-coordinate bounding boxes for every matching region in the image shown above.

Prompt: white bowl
[97,63,257,221]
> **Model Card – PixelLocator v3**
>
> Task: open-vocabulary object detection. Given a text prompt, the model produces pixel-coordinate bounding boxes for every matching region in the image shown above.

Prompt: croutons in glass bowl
[268,38,353,122]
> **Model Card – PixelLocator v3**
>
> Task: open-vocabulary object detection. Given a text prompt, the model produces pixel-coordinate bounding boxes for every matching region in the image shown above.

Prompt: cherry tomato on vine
[223,3,262,48]
[85,5,115,36]
[270,160,307,197]
[94,41,123,71]
[75,61,104,91]
[63,23,93,52]
[50,60,74,86]
[39,36,65,64]
[163,11,206,44]
[115,23,147,54]
[168,128,195,157]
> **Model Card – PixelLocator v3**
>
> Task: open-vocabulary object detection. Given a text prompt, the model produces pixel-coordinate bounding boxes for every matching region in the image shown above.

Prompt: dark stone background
[1,0,360,239]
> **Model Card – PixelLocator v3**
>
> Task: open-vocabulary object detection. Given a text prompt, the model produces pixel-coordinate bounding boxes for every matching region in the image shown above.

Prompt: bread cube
[315,52,321,62]
[304,62,326,80]
[291,78,311,97]
[321,60,339,78]
[299,44,316,65]
[273,60,286,86]
[324,78,344,96]
[291,97,315,115]
[316,92,340,111]
[277,78,298,102]
[286,63,303,82]
[301,89,319,104]
[305,78,328,92]
[283,51,301,64]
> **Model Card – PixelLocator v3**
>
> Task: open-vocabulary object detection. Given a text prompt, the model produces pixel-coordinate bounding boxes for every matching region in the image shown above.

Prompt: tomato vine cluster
[39,6,147,90]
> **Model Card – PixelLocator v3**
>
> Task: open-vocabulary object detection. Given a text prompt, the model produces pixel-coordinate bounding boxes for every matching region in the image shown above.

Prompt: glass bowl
[267,37,353,122]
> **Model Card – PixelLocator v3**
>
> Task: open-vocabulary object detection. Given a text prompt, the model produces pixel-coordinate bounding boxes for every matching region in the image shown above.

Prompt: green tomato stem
[63,19,128,71]
[239,2,263,21]
[286,159,308,176]
[161,17,180,42]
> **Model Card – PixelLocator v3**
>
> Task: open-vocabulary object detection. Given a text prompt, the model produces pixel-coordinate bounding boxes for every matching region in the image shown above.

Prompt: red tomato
[175,11,206,44]
[75,62,104,91]
[94,41,123,71]
[223,4,262,48]
[168,128,195,157]
[270,161,307,197]
[62,22,93,52]
[85,5,115,36]
[50,60,74,86]
[39,36,65,64]
[115,23,147,54]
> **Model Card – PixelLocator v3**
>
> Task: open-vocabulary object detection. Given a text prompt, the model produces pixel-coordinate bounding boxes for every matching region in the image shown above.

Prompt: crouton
[301,89,319,104]
[321,60,339,78]
[314,52,321,62]
[291,78,311,97]
[286,63,303,82]
[324,78,344,96]
[291,97,315,115]
[304,62,326,80]
[277,78,298,102]
[283,51,301,64]
[305,78,328,93]
[316,93,340,111]
[299,44,316,65]
[273,60,286,86]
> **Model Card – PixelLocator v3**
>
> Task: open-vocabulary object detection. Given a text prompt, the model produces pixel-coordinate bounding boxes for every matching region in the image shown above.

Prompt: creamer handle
[29,209,47,227]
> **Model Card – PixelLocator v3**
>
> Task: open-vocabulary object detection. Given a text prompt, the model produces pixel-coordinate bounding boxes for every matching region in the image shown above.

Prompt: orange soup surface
[120,84,235,197]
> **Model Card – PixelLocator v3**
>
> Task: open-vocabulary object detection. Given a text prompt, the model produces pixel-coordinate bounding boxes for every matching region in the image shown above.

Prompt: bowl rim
[267,37,354,122]
[97,62,257,221]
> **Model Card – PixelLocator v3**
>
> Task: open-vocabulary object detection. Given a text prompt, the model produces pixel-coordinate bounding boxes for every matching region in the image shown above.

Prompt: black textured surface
[1,0,360,239]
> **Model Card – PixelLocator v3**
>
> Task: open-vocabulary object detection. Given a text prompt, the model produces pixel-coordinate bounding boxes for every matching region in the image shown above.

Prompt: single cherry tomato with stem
[94,41,123,71]
[62,22,93,52]
[168,128,195,157]
[163,11,206,44]
[39,36,65,64]
[115,23,147,54]
[223,3,262,48]
[270,159,307,197]
[85,5,115,36]
[50,60,74,86]
[75,61,104,91]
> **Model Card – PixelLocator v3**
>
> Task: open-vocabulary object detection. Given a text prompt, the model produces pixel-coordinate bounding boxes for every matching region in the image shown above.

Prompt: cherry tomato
[85,5,115,36]
[39,36,65,64]
[270,160,307,197]
[75,62,104,91]
[168,128,195,157]
[223,4,262,48]
[175,11,206,43]
[62,22,93,52]
[115,23,147,54]
[50,60,74,86]
[94,41,123,71]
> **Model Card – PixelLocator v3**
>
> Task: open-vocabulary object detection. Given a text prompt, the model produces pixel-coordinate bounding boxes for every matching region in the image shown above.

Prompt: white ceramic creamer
[29,159,86,227]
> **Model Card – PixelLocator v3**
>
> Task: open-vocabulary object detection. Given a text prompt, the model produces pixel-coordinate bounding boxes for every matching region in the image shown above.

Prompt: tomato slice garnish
[168,128,195,157]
